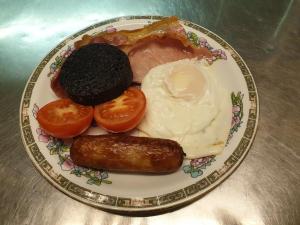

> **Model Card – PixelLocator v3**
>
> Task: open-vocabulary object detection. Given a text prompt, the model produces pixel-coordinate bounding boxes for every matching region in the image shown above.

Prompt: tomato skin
[94,88,146,133]
[37,99,94,139]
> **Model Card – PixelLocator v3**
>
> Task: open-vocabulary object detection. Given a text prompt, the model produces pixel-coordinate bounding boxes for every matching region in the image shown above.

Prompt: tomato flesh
[37,99,93,138]
[94,87,146,133]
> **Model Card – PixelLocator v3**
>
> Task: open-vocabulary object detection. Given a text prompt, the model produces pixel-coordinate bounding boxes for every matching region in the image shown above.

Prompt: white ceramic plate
[19,16,259,213]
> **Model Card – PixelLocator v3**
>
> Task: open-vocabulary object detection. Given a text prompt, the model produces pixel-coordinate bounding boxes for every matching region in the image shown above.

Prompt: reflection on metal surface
[273,0,294,38]
[0,14,115,40]
[1,0,300,224]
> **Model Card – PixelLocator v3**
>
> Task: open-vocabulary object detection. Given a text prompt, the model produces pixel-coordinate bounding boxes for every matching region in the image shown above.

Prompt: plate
[19,16,259,213]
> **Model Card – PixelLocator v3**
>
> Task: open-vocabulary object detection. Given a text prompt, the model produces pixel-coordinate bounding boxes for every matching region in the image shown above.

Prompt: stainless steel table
[1,0,299,224]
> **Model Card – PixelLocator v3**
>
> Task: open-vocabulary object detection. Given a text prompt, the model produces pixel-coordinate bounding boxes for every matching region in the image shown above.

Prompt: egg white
[138,59,231,158]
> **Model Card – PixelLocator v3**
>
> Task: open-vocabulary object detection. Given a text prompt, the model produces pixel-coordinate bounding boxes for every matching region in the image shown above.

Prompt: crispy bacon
[93,16,190,51]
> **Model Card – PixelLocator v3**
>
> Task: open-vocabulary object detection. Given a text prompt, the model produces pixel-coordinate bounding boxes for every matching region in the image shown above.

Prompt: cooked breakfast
[58,43,133,105]
[70,135,185,174]
[37,16,231,174]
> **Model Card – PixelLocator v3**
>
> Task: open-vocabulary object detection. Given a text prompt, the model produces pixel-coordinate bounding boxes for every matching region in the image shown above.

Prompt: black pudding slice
[59,43,133,105]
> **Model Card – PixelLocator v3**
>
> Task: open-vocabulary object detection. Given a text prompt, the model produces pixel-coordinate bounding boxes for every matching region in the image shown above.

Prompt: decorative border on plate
[20,16,259,211]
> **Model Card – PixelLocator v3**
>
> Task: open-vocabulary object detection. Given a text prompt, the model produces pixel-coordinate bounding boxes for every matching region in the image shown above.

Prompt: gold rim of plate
[19,15,259,213]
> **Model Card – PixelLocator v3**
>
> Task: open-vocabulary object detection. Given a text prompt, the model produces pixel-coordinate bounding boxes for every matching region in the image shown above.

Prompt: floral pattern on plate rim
[32,104,112,186]
[183,91,244,178]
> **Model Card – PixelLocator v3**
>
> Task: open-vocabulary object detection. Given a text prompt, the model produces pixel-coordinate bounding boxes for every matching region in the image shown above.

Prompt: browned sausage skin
[70,135,185,174]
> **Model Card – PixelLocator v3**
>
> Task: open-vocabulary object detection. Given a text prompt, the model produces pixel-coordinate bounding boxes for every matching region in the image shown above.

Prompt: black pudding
[59,43,133,105]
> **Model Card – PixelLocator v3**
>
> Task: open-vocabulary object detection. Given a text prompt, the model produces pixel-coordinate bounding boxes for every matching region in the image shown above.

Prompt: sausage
[70,134,185,174]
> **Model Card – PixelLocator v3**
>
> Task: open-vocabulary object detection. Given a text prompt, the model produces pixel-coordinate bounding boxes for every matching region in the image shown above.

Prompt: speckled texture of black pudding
[59,43,133,105]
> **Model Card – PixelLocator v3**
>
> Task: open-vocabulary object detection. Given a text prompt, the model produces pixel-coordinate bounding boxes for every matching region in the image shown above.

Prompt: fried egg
[137,59,231,158]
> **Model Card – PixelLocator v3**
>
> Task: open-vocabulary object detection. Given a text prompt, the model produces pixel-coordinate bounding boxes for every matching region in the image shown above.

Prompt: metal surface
[0,0,299,224]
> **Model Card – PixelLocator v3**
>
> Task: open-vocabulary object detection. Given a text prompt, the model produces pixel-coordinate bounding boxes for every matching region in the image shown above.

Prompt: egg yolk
[164,64,206,100]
